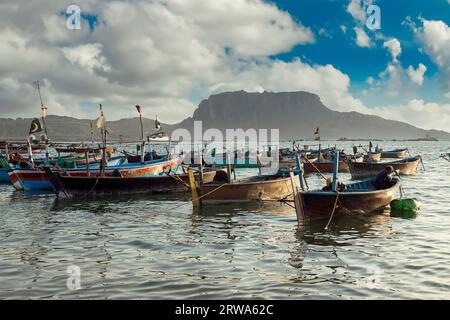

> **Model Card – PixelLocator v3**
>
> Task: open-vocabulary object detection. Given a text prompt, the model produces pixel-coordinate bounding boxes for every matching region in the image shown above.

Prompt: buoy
[390,198,421,218]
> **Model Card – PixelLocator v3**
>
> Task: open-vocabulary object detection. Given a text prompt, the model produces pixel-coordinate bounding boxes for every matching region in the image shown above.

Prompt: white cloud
[370,99,450,131]
[318,28,332,38]
[354,27,374,47]
[340,25,348,34]
[0,0,315,123]
[383,38,401,62]
[406,63,427,85]
[414,19,450,90]
[61,44,111,75]
[347,0,373,25]
[0,0,448,132]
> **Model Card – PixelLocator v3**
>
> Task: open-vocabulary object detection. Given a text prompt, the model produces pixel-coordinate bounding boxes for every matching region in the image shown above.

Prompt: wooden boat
[303,159,350,173]
[8,157,181,191]
[363,152,381,162]
[380,148,408,159]
[348,156,421,180]
[212,153,272,169]
[197,174,299,203]
[44,167,222,197]
[299,178,401,220]
[55,146,115,154]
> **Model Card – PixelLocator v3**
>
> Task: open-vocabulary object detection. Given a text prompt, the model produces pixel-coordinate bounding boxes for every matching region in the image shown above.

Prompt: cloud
[414,19,450,90]
[354,27,374,47]
[61,44,111,75]
[406,63,427,85]
[0,0,315,123]
[318,28,332,38]
[0,0,448,132]
[383,38,401,62]
[347,0,373,25]
[370,99,450,131]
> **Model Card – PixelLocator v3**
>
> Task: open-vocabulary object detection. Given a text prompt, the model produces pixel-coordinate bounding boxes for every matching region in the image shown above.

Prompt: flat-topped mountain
[176,91,449,140]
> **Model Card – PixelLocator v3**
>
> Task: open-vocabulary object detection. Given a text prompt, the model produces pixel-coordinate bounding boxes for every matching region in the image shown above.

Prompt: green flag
[29,118,43,135]
[210,148,216,157]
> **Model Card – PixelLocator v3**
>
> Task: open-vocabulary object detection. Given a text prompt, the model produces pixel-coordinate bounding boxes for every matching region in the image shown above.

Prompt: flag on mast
[155,115,161,130]
[314,127,320,141]
[135,105,141,114]
[29,118,43,135]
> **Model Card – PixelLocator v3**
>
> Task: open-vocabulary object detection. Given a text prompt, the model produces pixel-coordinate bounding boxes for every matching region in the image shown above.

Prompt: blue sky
[272,0,449,106]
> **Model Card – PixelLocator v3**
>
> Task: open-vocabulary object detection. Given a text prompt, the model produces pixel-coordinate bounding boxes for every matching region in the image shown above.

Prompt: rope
[164,182,229,211]
[301,155,327,180]
[324,191,340,230]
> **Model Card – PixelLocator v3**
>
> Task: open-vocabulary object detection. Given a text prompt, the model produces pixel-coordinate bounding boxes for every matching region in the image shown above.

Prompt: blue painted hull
[0,169,10,183]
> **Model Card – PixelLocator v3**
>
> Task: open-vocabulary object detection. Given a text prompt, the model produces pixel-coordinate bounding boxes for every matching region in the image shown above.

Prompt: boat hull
[199,175,298,203]
[303,160,349,173]
[300,179,400,220]
[0,169,11,183]
[348,156,420,180]
[8,158,181,191]
[380,149,408,159]
[47,168,220,196]
[363,152,381,162]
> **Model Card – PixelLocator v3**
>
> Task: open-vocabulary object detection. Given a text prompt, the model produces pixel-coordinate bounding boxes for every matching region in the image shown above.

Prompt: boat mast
[35,80,50,166]
[136,105,145,164]
[98,104,107,177]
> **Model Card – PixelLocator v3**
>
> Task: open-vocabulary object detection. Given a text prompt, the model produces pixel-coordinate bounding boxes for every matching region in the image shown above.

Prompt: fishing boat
[302,152,362,174]
[363,151,381,162]
[55,146,115,154]
[196,174,298,203]
[44,166,222,197]
[289,152,401,222]
[211,152,273,169]
[8,157,181,191]
[347,156,421,180]
[380,148,408,159]
[303,158,350,173]
[299,178,401,220]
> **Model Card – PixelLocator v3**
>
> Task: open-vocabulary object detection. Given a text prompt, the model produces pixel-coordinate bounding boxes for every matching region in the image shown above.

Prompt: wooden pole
[139,113,145,164]
[82,141,90,176]
[28,141,34,165]
[332,151,339,191]
[188,168,200,207]
[289,170,305,224]
[226,151,232,184]
[295,154,306,191]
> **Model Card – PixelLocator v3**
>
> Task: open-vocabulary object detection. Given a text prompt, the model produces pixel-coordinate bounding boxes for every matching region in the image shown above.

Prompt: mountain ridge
[0,91,448,141]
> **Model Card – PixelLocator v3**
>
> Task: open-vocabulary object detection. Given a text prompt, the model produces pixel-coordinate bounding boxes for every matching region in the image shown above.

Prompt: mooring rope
[324,191,340,230]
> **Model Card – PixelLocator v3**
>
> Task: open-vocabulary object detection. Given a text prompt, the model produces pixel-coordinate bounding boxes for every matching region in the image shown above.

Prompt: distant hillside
[175,91,450,140]
[0,115,175,142]
[0,91,449,141]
